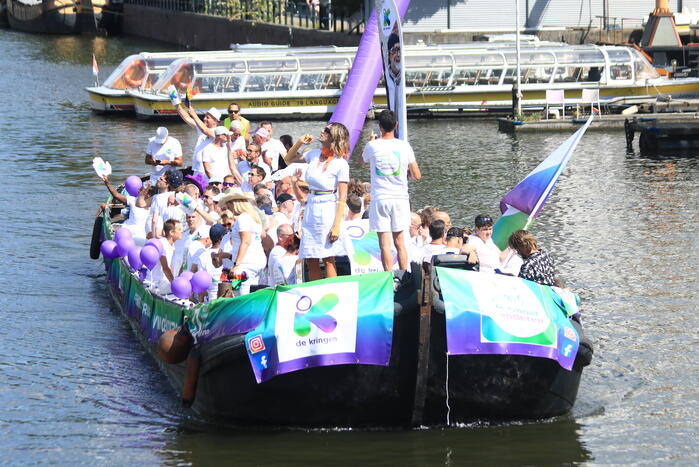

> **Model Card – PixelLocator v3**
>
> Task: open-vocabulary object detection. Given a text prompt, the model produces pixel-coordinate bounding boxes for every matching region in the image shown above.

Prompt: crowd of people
[102,103,558,303]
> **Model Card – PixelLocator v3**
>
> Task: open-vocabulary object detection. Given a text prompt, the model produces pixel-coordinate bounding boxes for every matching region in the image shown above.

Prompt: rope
[445,352,451,426]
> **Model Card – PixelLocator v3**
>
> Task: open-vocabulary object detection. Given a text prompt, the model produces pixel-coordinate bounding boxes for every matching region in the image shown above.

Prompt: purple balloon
[115,237,135,258]
[140,245,161,270]
[125,176,143,197]
[100,240,118,259]
[191,270,212,294]
[144,238,164,256]
[114,227,132,244]
[171,277,193,299]
[179,270,194,281]
[127,245,143,270]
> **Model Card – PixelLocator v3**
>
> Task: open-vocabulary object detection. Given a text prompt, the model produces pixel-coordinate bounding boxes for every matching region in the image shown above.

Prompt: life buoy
[172,65,193,91]
[89,214,103,260]
[123,60,146,88]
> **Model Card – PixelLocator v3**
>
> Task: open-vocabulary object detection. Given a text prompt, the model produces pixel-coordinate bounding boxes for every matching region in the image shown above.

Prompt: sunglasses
[203,195,213,200]
[229,109,240,114]
[323,128,331,134]
[223,182,236,187]
[476,216,492,224]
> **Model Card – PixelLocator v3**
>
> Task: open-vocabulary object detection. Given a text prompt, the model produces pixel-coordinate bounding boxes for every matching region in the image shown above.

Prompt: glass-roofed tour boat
[89,41,699,119]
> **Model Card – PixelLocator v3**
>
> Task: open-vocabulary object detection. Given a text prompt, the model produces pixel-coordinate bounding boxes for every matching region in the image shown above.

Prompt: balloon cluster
[171,270,211,299]
[100,230,212,300]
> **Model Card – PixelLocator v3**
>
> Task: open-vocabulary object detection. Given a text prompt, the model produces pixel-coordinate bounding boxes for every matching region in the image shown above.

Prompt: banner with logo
[186,289,276,345]
[436,267,580,370]
[147,299,185,343]
[376,0,407,140]
[245,272,395,383]
[342,219,397,274]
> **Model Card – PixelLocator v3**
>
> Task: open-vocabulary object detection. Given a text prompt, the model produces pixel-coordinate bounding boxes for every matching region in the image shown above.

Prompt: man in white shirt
[421,219,447,264]
[151,219,182,294]
[175,104,220,176]
[149,169,183,238]
[257,122,287,173]
[172,212,201,276]
[360,109,421,271]
[241,166,267,197]
[202,126,235,184]
[145,127,183,184]
[237,143,271,183]
[266,223,294,285]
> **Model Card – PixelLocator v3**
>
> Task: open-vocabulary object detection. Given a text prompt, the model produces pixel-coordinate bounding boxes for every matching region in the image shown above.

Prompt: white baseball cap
[153,127,168,144]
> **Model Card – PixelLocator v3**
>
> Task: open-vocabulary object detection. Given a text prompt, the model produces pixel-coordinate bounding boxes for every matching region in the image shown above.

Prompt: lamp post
[513,0,523,119]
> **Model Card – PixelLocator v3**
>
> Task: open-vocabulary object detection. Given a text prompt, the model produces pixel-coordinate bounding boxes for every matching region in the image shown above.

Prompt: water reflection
[161,419,590,466]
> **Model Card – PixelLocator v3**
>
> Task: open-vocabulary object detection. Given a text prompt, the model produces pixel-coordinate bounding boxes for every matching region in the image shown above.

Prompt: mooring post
[411,262,433,426]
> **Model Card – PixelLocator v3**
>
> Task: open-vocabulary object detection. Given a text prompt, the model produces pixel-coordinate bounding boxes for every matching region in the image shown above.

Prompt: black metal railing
[125,0,365,34]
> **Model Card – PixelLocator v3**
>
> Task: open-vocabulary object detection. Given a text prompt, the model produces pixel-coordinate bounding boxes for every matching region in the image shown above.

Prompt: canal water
[0,30,697,465]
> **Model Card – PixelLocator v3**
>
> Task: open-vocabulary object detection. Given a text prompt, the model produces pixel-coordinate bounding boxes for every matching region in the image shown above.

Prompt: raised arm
[283,134,312,165]
[187,105,215,138]
[227,138,243,185]
[102,175,127,204]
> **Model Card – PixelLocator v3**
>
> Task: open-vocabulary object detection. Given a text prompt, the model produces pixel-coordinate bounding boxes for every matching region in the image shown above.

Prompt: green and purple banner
[436,267,580,370]
[244,272,395,383]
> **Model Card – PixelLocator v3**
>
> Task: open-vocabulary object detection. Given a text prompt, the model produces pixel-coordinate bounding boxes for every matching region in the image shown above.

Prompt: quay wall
[121,5,361,50]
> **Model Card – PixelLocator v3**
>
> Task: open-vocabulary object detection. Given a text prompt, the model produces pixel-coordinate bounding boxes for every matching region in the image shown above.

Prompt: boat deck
[497,110,699,132]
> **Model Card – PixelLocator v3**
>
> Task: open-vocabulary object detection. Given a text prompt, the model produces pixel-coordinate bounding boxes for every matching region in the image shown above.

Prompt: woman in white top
[283,123,350,281]
[218,192,267,295]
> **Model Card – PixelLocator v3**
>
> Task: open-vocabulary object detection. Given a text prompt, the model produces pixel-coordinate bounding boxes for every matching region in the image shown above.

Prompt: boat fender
[181,348,200,408]
[90,214,103,260]
[158,316,194,364]
[123,60,146,88]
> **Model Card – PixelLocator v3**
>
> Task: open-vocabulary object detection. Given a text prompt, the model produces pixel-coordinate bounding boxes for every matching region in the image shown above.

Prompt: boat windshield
[102,54,156,90]
[630,49,660,80]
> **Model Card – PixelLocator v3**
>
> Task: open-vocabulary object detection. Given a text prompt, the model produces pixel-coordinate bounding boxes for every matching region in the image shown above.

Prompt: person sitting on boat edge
[175,104,220,178]
[100,174,152,246]
[283,123,350,281]
[507,229,557,286]
[150,218,183,295]
[359,109,421,272]
[420,219,447,263]
[144,127,183,185]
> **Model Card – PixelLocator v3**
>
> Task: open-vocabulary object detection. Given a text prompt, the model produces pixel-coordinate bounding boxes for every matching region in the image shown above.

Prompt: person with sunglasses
[224,103,250,143]
[283,123,350,281]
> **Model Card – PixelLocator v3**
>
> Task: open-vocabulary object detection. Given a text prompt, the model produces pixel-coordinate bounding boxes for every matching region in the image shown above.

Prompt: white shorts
[369,198,410,233]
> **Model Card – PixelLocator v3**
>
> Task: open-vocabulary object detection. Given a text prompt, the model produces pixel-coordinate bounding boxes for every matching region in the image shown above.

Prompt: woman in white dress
[217,192,267,295]
[283,123,350,281]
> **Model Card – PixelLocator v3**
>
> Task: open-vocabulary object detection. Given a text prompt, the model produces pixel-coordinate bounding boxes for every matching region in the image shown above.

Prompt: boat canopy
[147,44,660,97]
[101,53,195,90]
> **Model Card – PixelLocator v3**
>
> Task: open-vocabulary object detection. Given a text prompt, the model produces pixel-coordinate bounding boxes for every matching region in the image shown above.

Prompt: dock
[497,111,699,132]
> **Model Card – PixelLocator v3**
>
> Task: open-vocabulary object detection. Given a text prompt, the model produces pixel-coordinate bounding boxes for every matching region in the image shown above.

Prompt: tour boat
[92,194,593,427]
[6,0,96,34]
[122,42,699,120]
[86,46,357,114]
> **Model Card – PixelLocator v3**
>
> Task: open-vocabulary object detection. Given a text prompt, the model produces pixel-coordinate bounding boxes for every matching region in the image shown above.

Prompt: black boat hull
[100,213,591,427]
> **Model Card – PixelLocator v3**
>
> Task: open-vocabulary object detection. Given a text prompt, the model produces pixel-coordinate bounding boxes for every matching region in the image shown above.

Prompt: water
[0,29,697,465]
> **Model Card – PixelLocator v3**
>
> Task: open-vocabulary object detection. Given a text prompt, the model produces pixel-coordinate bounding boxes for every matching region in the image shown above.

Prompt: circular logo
[346,224,366,239]
[296,295,312,312]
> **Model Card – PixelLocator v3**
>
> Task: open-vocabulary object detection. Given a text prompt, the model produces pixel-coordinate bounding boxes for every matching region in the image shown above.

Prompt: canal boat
[125,42,699,120]
[6,0,96,34]
[93,191,592,427]
[86,46,359,114]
